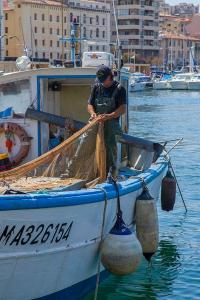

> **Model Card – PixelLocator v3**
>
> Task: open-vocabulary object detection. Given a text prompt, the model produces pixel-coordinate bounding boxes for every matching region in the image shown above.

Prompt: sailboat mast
[61,0,64,66]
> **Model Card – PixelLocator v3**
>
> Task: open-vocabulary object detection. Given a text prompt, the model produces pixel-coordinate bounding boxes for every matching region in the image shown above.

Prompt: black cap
[96,65,112,83]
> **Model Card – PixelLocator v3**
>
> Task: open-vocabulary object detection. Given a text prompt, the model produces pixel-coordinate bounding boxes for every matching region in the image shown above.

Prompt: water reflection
[85,240,181,300]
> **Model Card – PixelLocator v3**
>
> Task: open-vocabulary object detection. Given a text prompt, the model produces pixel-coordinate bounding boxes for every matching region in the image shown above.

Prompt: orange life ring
[0,122,31,167]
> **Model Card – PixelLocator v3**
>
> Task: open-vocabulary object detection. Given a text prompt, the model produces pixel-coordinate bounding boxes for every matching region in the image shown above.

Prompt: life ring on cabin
[0,122,31,167]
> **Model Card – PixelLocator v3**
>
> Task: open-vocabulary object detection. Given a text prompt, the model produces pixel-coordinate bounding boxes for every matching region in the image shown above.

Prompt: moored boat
[0,65,168,300]
[170,73,194,90]
[188,74,200,90]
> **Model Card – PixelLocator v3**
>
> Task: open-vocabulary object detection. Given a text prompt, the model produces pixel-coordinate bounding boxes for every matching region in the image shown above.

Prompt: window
[103,45,105,51]
[5,27,8,34]
[64,29,67,35]
[89,46,93,51]
[64,16,67,23]
[57,41,60,47]
[96,16,99,25]
[56,16,59,22]
[83,27,86,38]
[70,13,73,22]
[102,18,105,25]
[42,27,45,34]
[50,52,53,59]
[35,52,38,58]
[102,31,105,38]
[42,14,45,21]
[5,13,8,21]
[96,45,99,51]
[96,28,99,38]
[42,40,45,46]
[34,27,37,33]
[6,38,8,45]
[77,16,80,23]
[34,13,37,20]
[57,53,60,59]
[43,52,45,59]
[49,15,53,22]
[64,53,67,60]
[64,41,67,48]
[90,17,92,25]
[83,14,86,24]
[57,28,60,35]
[90,30,93,38]
[35,39,37,46]
[6,50,8,57]
[50,28,53,35]
[50,40,53,47]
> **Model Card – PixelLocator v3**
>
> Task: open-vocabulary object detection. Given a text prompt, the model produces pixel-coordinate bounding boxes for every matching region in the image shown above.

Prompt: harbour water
[84,90,200,300]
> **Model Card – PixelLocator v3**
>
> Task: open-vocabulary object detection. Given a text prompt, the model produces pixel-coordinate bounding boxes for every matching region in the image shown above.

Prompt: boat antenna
[112,0,121,78]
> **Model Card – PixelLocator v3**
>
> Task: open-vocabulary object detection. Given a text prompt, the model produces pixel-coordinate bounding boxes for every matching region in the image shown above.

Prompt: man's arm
[87,104,97,119]
[88,85,97,119]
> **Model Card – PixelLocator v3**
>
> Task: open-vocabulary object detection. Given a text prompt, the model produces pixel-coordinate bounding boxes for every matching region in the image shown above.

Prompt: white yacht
[129,73,152,92]
[153,75,172,90]
[170,73,194,90]
[188,74,200,90]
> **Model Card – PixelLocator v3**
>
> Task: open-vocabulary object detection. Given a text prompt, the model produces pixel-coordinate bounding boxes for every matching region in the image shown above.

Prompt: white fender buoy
[101,213,142,276]
[136,188,159,261]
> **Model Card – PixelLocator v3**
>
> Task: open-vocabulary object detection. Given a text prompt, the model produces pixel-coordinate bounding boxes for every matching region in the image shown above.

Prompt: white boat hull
[188,81,200,90]
[129,82,146,92]
[0,163,166,300]
[170,81,188,90]
[153,81,171,90]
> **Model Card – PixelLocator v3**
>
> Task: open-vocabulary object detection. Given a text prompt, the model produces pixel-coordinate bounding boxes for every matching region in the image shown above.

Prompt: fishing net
[0,119,106,193]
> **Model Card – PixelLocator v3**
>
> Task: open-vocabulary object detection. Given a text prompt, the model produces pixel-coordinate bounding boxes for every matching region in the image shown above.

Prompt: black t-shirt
[88,81,127,112]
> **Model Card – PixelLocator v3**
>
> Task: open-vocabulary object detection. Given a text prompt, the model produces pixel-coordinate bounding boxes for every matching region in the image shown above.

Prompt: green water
[84,90,200,300]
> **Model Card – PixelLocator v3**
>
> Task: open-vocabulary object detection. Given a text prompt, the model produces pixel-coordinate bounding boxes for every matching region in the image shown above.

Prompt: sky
[166,0,200,4]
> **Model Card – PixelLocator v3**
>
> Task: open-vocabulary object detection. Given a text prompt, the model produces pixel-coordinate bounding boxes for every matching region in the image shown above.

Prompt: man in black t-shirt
[88,65,127,176]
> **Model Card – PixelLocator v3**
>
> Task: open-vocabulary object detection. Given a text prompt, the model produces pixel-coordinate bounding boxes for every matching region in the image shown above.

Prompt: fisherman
[88,65,126,177]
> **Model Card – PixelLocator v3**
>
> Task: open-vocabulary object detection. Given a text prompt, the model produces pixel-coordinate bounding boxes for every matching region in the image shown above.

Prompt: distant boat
[170,73,194,90]
[153,74,172,90]
[188,74,200,90]
[129,73,153,92]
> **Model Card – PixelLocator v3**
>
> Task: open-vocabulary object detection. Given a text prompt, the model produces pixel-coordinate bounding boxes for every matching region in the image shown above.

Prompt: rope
[93,187,108,300]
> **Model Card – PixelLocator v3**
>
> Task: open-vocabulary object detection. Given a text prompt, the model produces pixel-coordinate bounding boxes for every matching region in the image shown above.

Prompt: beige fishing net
[0,119,106,193]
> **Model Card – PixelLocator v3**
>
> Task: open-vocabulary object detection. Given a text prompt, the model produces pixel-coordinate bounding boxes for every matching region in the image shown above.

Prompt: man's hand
[99,114,112,122]
[91,113,97,119]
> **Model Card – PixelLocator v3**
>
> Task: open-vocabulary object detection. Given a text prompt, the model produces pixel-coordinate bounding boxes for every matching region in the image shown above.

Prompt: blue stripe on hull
[36,271,109,300]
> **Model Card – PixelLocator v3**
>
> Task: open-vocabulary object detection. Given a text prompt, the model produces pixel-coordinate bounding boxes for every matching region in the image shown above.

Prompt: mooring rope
[93,187,108,300]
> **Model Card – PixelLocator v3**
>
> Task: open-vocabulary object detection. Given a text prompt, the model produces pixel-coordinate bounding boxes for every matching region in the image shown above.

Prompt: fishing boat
[170,73,194,90]
[188,74,200,90]
[0,63,168,300]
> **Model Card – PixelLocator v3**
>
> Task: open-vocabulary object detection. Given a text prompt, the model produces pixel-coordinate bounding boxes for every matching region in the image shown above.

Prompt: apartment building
[116,0,160,62]
[3,0,110,62]
[171,3,199,18]
[0,0,4,60]
[160,32,200,67]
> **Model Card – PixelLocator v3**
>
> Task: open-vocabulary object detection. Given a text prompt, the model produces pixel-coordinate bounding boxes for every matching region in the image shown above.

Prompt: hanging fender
[0,122,31,167]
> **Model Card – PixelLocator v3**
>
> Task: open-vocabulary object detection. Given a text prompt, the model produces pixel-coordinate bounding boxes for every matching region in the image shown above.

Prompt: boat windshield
[0,79,30,114]
[175,74,192,80]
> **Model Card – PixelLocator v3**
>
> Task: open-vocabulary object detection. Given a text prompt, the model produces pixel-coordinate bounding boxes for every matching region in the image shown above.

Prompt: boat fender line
[135,179,159,262]
[101,175,142,276]
[0,122,31,167]
[93,187,108,300]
